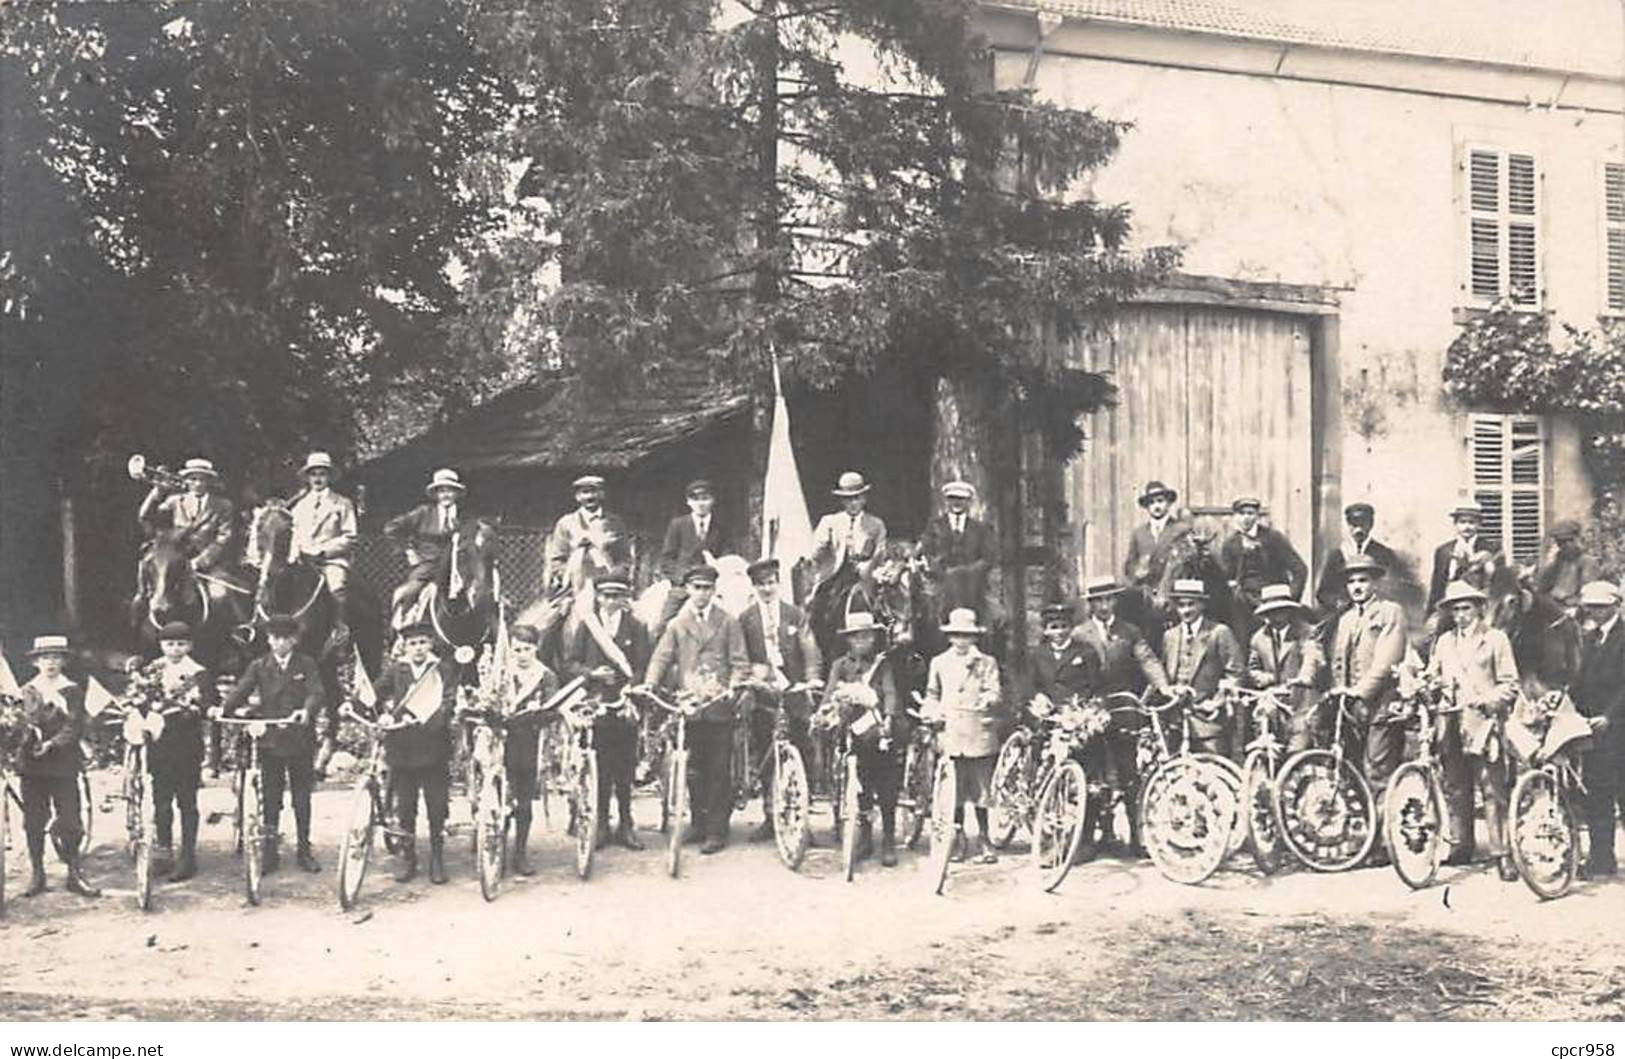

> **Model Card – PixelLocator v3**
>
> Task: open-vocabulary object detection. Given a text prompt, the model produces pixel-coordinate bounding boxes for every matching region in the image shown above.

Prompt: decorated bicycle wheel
[574,749,599,881]
[477,771,509,900]
[1509,768,1578,901]
[1032,760,1088,893]
[1275,749,1376,872]
[900,738,935,851]
[772,743,811,871]
[336,778,377,911]
[840,754,862,882]
[1141,758,1235,885]
[1192,752,1247,858]
[927,755,958,895]
[230,766,246,857]
[132,761,156,912]
[1241,750,1285,876]
[123,749,144,864]
[987,730,1033,851]
[242,770,265,906]
[77,768,94,858]
[665,749,687,879]
[1384,762,1445,890]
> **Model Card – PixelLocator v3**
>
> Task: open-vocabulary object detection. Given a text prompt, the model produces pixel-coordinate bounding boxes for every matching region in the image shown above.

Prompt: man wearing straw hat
[1159,579,1243,757]
[384,468,473,622]
[1569,580,1623,877]
[1247,585,1324,755]
[138,455,240,608]
[287,451,359,630]
[1427,580,1520,879]
[917,480,997,625]
[14,635,100,898]
[812,470,888,596]
[922,607,1004,863]
[820,607,904,866]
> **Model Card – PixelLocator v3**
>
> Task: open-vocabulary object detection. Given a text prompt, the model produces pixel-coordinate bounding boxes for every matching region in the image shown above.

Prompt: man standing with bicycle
[739,557,822,843]
[1246,585,1324,754]
[1573,580,1623,878]
[820,610,904,866]
[1159,579,1243,758]
[373,622,458,884]
[222,614,325,875]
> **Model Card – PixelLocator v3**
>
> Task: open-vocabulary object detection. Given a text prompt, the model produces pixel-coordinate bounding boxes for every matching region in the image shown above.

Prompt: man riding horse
[384,468,473,628]
[286,451,358,645]
[137,457,243,611]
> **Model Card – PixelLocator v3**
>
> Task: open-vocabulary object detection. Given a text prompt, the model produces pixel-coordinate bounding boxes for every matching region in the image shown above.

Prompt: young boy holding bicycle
[505,622,558,873]
[820,610,902,866]
[373,622,457,884]
[15,634,100,898]
[143,621,214,881]
[221,614,325,874]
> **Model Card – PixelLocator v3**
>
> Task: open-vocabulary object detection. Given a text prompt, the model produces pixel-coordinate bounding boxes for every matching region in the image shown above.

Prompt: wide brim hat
[1082,575,1126,599]
[156,621,194,642]
[941,480,975,500]
[1578,580,1621,608]
[1253,585,1304,616]
[746,558,780,584]
[1343,554,1387,579]
[831,471,871,498]
[1169,578,1208,601]
[27,634,71,658]
[838,612,882,636]
[1137,480,1177,508]
[572,474,607,493]
[264,614,302,637]
[179,458,219,481]
[941,608,985,635]
[682,564,718,587]
[1437,581,1488,609]
[397,621,435,641]
[301,451,335,475]
[425,468,466,496]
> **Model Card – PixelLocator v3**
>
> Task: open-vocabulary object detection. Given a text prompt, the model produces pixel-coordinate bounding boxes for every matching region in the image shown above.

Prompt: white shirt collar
[602,609,623,636]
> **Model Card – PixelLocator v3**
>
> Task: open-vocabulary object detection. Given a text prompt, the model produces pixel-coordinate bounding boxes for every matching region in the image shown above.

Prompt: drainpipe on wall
[1023,10,1065,88]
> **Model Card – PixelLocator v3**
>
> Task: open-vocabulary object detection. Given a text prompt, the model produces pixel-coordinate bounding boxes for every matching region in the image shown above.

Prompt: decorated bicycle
[736,678,822,871]
[1273,689,1379,873]
[629,683,730,879]
[1230,684,1295,875]
[1134,688,1240,885]
[208,709,306,906]
[1504,687,1604,900]
[1381,667,1463,889]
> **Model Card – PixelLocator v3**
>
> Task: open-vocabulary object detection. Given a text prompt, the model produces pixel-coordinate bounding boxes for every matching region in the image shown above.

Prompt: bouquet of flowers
[0,692,30,765]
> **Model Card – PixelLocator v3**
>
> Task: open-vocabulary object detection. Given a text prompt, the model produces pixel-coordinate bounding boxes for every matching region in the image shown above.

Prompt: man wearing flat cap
[1534,519,1602,613]
[1425,502,1506,616]
[646,564,751,854]
[1315,502,1406,617]
[656,478,730,634]
[917,480,998,625]
[546,473,632,601]
[1572,580,1623,877]
[1218,495,1307,649]
[738,557,822,841]
[1122,480,1191,600]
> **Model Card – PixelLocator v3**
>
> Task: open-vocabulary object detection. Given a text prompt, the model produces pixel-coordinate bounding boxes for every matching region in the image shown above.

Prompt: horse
[132,528,251,672]
[865,543,939,697]
[1490,572,1583,697]
[398,517,502,682]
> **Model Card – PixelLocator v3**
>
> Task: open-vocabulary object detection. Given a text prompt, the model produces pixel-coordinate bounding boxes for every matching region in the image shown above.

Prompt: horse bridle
[148,579,211,633]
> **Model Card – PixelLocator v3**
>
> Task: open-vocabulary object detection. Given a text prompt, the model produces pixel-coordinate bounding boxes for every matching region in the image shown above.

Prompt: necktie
[697,516,708,540]
[953,514,964,534]
[847,514,860,552]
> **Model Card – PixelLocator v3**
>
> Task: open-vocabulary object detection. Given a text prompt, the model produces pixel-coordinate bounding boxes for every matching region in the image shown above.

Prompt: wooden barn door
[1069,305,1315,582]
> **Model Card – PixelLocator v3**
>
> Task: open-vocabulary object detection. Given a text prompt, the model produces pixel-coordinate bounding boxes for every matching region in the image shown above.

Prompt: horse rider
[287,451,358,643]
[383,468,470,624]
[916,480,997,625]
[14,635,100,898]
[562,567,651,851]
[143,621,216,882]
[1074,575,1171,854]
[812,471,888,600]
[1428,580,1520,880]
[1326,553,1409,843]
[371,621,458,884]
[546,474,632,602]
[1122,480,1190,604]
[1425,503,1506,619]
[1246,585,1324,755]
[138,456,240,609]
[1315,502,1405,617]
[738,557,822,843]
[219,614,325,875]
[820,609,904,866]
[1218,495,1307,649]
[1159,579,1243,758]
[504,623,560,872]
[656,478,729,634]
[645,564,750,855]
[1533,519,1602,614]
[1572,580,1623,878]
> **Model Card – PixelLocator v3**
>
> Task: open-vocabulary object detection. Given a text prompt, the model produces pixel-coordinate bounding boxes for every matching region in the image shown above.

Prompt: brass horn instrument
[127,453,188,492]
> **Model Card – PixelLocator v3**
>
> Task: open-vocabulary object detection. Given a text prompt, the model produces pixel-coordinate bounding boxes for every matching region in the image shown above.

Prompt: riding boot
[64,852,101,898]
[855,815,875,862]
[595,805,613,851]
[513,820,536,876]
[169,813,199,882]
[23,834,47,896]
[879,808,898,867]
[263,838,281,875]
[394,836,418,883]
[428,832,448,885]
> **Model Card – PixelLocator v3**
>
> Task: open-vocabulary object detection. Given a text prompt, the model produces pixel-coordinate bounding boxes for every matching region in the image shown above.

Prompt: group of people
[4,453,1621,903]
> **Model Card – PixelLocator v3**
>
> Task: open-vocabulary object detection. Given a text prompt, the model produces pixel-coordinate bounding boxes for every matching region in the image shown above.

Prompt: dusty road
[3,773,1622,1021]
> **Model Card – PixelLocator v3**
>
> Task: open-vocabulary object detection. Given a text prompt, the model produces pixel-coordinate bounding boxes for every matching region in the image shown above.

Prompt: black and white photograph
[1,0,1622,1037]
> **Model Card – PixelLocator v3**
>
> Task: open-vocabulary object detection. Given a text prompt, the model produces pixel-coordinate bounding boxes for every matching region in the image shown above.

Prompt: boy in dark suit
[372,622,458,883]
[221,614,326,873]
[738,558,822,841]
[503,623,558,873]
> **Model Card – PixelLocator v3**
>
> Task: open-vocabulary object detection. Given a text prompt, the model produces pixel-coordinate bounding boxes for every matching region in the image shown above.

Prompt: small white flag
[351,644,377,709]
[85,676,117,718]
[0,650,21,698]
[398,666,445,723]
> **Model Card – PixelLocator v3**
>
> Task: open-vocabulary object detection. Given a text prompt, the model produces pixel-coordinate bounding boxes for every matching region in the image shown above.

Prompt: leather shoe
[750,819,775,843]
[700,836,725,855]
[23,865,47,897]
[617,825,645,851]
[1496,855,1519,882]
[296,846,321,873]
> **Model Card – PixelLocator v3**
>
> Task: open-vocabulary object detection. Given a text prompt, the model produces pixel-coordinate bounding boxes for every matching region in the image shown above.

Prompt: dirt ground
[2,771,1622,1021]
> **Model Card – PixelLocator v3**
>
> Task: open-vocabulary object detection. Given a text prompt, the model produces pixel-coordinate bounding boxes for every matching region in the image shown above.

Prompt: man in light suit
[1160,579,1244,757]
[916,480,997,623]
[646,564,751,854]
[738,558,822,841]
[138,456,240,609]
[545,474,633,600]
[1327,554,1410,801]
[656,478,729,631]
[1246,585,1324,754]
[812,471,888,596]
[1122,480,1191,599]
[287,451,359,636]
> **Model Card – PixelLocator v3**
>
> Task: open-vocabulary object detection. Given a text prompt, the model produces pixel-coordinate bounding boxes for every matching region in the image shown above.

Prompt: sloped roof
[365,372,750,475]
[1001,0,1624,79]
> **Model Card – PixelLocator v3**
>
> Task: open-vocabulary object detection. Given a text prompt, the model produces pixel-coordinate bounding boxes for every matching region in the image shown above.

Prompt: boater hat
[572,474,607,493]
[27,635,71,659]
[1449,503,1482,522]
[941,608,985,635]
[1578,580,1622,608]
[831,471,872,498]
[1137,480,1177,508]
[1169,579,1208,601]
[1082,575,1125,600]
[1437,581,1487,609]
[179,458,219,481]
[1253,585,1304,616]
[941,481,975,500]
[838,611,882,636]
[425,468,466,496]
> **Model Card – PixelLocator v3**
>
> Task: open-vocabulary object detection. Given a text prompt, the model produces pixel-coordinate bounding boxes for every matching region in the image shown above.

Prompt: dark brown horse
[408,518,502,682]
[132,528,250,671]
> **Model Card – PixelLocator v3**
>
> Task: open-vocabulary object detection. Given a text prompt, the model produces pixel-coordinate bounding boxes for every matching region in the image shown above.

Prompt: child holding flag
[373,622,458,884]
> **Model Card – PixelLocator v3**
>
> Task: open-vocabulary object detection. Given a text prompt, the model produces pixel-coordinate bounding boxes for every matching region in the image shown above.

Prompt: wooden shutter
[1465,146,1541,307]
[1606,162,1625,313]
[1470,414,1544,564]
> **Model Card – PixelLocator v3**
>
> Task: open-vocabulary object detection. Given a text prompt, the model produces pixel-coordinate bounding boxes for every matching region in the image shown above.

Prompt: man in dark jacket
[1574,581,1624,877]
[383,468,471,622]
[1218,496,1308,648]
[1029,601,1100,708]
[916,480,997,623]
[1315,502,1406,616]
[1425,503,1506,615]
[656,479,730,633]
[221,614,326,873]
[15,635,100,898]
[372,622,458,883]
[738,557,822,841]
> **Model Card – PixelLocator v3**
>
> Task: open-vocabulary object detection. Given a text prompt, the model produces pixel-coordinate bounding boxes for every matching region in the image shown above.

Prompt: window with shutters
[1469,413,1545,565]
[1463,145,1541,308]
[1604,161,1625,314]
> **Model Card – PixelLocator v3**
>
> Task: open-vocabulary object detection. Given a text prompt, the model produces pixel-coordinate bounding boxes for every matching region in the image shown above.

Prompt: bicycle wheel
[1509,768,1578,901]
[574,749,598,881]
[665,749,687,879]
[242,769,265,906]
[840,753,861,882]
[477,771,508,901]
[1140,758,1235,885]
[1384,762,1445,890]
[987,730,1032,851]
[900,738,933,850]
[1275,749,1377,873]
[927,756,958,895]
[77,768,94,858]
[772,743,811,871]
[123,749,143,864]
[336,778,377,911]
[1192,752,1246,859]
[1032,760,1089,893]
[466,756,482,861]
[1241,750,1284,876]
[230,765,246,857]
[132,763,155,912]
